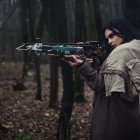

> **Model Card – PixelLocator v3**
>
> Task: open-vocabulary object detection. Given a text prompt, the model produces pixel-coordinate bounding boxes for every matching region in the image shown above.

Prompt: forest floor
[0,62,94,140]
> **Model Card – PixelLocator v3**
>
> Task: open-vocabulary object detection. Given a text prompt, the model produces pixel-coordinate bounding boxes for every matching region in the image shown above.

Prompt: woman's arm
[63,55,97,90]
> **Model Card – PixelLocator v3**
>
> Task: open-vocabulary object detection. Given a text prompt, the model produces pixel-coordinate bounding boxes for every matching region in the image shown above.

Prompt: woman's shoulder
[104,39,140,69]
[109,39,140,56]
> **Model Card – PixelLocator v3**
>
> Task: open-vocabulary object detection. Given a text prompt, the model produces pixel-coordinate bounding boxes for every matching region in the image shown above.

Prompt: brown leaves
[0,63,93,140]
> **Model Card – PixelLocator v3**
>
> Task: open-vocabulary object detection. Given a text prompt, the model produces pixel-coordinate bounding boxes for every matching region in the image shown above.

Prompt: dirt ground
[0,63,94,140]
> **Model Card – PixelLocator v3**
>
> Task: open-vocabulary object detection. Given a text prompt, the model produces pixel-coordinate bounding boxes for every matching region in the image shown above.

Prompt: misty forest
[0,0,140,139]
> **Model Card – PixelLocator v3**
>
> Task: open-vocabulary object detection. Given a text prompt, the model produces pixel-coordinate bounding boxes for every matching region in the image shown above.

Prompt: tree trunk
[53,0,75,139]
[36,0,48,38]
[74,0,85,102]
[34,53,42,101]
[57,62,74,140]
[19,0,28,78]
[93,0,102,38]
[19,0,36,78]
[49,56,59,108]
[35,0,49,101]
[47,0,59,108]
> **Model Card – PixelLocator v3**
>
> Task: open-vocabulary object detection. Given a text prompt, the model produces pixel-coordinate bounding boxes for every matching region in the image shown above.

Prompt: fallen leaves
[0,63,93,140]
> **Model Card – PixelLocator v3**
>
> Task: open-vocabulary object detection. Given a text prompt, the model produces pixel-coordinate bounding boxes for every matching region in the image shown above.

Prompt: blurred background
[0,0,140,140]
[0,0,140,62]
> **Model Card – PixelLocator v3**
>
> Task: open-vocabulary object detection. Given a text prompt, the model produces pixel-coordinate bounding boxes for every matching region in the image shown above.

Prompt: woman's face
[104,29,124,48]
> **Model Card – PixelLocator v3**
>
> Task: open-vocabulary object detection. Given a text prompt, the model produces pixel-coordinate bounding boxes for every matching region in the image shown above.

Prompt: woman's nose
[108,39,113,45]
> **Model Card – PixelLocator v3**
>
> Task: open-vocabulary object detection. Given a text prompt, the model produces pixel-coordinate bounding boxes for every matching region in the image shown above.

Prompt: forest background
[0,0,140,140]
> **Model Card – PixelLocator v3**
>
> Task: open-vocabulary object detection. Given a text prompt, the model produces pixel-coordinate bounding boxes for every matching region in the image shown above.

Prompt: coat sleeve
[126,59,140,95]
[76,61,97,90]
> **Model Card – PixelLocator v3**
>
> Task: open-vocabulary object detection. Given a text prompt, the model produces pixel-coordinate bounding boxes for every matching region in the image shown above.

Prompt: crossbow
[16,41,107,59]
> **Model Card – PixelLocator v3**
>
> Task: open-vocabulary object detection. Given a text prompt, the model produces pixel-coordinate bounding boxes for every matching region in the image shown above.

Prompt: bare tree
[53,0,75,139]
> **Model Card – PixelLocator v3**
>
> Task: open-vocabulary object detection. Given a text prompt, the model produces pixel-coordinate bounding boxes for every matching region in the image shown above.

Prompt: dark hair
[102,19,140,52]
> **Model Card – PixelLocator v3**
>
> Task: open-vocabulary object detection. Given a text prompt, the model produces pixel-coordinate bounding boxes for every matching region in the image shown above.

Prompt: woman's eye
[108,32,115,39]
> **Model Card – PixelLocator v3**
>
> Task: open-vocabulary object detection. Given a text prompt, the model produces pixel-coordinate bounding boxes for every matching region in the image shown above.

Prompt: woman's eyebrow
[108,32,115,38]
[105,32,113,39]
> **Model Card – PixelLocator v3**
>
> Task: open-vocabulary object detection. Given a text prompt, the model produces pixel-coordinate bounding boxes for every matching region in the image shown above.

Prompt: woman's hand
[62,55,84,67]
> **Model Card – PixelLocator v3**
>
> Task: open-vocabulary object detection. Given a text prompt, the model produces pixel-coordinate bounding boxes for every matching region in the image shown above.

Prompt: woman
[63,19,140,140]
